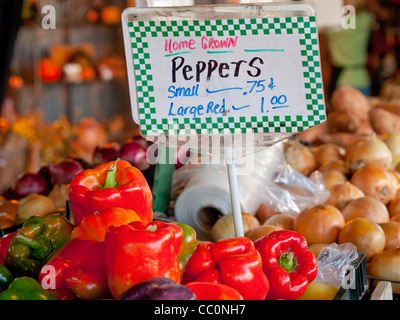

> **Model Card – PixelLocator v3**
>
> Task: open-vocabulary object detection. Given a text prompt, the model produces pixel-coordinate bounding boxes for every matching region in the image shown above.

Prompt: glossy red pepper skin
[0,232,17,265]
[38,238,110,300]
[182,237,269,300]
[254,230,318,300]
[185,282,244,300]
[105,220,183,299]
[69,159,153,226]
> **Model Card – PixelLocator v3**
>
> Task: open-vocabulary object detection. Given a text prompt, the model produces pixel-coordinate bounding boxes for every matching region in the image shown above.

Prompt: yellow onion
[17,193,57,223]
[255,204,277,225]
[283,140,316,176]
[350,166,396,205]
[368,249,400,294]
[293,204,345,245]
[319,170,348,191]
[388,197,400,217]
[342,196,390,223]
[391,215,400,223]
[319,159,348,175]
[345,136,393,173]
[246,225,283,242]
[338,218,385,262]
[379,221,400,250]
[308,243,330,258]
[330,86,370,122]
[263,213,295,230]
[210,213,260,242]
[324,181,364,211]
[312,143,344,168]
[383,132,400,169]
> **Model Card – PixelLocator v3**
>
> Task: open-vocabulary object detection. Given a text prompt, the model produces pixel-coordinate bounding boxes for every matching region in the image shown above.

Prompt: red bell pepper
[70,207,142,242]
[254,230,318,300]
[185,282,244,300]
[182,237,269,300]
[69,159,153,226]
[0,232,17,265]
[38,238,110,300]
[105,220,183,299]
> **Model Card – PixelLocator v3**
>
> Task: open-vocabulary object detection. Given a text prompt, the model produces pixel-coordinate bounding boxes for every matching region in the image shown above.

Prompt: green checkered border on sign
[127,16,326,136]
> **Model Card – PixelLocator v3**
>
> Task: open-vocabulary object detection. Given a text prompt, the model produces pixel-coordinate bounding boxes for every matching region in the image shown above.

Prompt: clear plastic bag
[315,242,359,288]
[171,141,330,216]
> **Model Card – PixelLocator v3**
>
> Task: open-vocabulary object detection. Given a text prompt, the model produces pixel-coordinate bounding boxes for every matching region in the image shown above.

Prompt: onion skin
[338,218,385,262]
[383,132,400,169]
[341,196,390,224]
[283,140,316,176]
[324,181,364,211]
[246,225,283,242]
[350,166,396,205]
[263,213,295,230]
[391,215,400,223]
[308,243,330,258]
[293,204,345,245]
[330,86,370,122]
[255,204,277,225]
[388,197,400,217]
[368,248,400,294]
[319,160,348,175]
[311,143,344,168]
[345,136,393,173]
[379,221,400,250]
[320,170,348,191]
[210,213,260,242]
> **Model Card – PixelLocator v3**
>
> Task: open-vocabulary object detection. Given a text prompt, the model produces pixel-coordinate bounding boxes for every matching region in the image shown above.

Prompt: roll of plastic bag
[173,141,330,240]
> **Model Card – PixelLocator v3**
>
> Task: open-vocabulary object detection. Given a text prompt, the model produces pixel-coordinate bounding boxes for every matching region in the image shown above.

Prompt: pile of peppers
[0,158,318,300]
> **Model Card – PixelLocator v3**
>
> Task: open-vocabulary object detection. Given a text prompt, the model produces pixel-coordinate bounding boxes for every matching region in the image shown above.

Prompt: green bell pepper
[0,264,13,293]
[172,222,201,270]
[0,277,56,300]
[5,213,74,278]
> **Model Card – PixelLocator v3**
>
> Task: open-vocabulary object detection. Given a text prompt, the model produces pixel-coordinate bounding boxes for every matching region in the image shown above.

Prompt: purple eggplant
[119,276,196,300]
[48,158,84,185]
[92,143,120,167]
[118,139,149,171]
[13,173,51,199]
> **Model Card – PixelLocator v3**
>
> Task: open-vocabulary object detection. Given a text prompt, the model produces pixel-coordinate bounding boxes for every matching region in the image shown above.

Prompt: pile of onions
[283,140,316,176]
[324,181,364,211]
[293,204,345,245]
[338,218,385,261]
[350,166,396,205]
[263,213,295,230]
[388,197,400,217]
[246,225,283,242]
[368,249,400,294]
[383,132,400,169]
[210,213,260,242]
[341,196,390,223]
[345,136,393,173]
[379,221,400,250]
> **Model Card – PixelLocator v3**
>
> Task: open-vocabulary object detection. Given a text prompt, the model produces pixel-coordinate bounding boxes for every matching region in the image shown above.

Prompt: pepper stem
[278,251,297,273]
[16,234,52,259]
[99,158,121,189]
